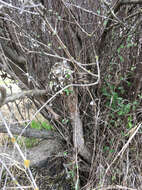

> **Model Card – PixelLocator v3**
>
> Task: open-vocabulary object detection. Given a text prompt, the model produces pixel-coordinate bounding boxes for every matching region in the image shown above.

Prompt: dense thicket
[1,0,142,189]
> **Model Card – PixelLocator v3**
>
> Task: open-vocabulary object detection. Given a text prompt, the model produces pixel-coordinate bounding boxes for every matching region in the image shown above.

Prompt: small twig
[102,123,142,185]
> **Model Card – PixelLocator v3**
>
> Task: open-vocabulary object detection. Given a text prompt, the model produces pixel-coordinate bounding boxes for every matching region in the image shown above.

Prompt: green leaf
[31,120,53,131]
[117,47,121,53]
[58,16,61,20]
[48,43,52,47]
[64,152,67,156]
[42,122,53,130]
[118,110,124,116]
[127,35,132,41]
[103,20,107,26]
[62,119,69,124]
[120,44,124,49]
[31,120,42,130]
[110,149,115,153]
[64,88,73,96]
[127,43,133,48]
[128,121,133,128]
[97,10,100,14]
[65,74,71,79]
[127,81,131,87]
[119,55,124,62]
[112,175,116,181]
[103,146,109,152]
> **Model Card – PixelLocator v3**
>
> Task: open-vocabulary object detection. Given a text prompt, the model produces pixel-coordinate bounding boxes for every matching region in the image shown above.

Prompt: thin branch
[93,185,137,190]
[0,0,39,15]
[103,0,129,29]
[4,88,60,120]
[120,0,142,4]
[102,123,142,185]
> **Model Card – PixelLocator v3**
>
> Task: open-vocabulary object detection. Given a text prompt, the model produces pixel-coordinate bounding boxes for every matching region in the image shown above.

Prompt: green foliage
[119,55,124,62]
[103,20,108,26]
[17,120,53,148]
[48,43,52,47]
[111,175,116,181]
[69,170,75,178]
[117,44,124,62]
[117,40,136,63]
[23,138,38,148]
[62,119,69,124]
[31,120,53,131]
[63,151,68,157]
[64,88,73,96]
[103,145,115,153]
[102,80,131,116]
[102,78,138,130]
[126,35,137,48]
[117,44,124,54]
[65,73,71,79]
[127,115,133,129]
[97,10,100,15]
[16,136,39,148]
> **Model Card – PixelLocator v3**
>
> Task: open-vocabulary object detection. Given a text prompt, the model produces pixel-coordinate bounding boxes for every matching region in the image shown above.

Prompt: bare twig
[102,123,142,185]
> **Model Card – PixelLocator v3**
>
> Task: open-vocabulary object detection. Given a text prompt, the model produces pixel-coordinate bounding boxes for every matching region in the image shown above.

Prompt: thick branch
[71,110,91,162]
[0,41,27,72]
[0,123,56,139]
[0,40,33,88]
[4,89,47,105]
[67,90,91,163]
[120,0,142,4]
[3,89,60,120]
[0,139,63,168]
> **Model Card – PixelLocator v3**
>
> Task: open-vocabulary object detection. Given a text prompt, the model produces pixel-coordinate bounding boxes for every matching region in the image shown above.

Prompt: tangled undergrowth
[78,57,142,189]
[1,1,142,190]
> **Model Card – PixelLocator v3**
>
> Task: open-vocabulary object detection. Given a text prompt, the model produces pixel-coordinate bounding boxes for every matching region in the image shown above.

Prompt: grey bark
[0,139,63,168]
